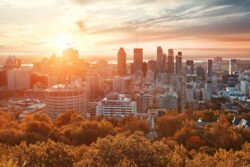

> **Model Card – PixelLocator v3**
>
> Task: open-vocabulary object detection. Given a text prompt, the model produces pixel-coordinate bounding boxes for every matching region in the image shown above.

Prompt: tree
[156,114,183,138]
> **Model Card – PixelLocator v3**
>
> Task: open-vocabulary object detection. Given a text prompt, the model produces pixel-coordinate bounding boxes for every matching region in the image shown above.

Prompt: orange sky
[0,0,250,57]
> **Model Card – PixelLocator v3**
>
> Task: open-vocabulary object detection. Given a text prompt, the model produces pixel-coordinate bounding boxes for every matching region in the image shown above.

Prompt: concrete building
[112,76,131,93]
[86,72,100,100]
[240,80,250,96]
[156,91,178,110]
[186,60,194,75]
[203,80,213,101]
[167,49,174,74]
[7,68,31,91]
[135,92,154,113]
[147,59,156,74]
[176,52,182,75]
[96,92,136,117]
[117,47,127,76]
[156,46,164,73]
[133,48,143,72]
[45,84,86,119]
[208,59,213,80]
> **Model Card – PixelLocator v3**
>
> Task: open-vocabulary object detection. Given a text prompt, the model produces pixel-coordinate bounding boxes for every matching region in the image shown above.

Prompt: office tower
[3,55,21,70]
[143,62,147,77]
[186,84,194,103]
[208,59,213,80]
[147,60,156,74]
[163,53,167,72]
[117,47,127,76]
[135,92,154,113]
[86,72,100,100]
[175,76,186,112]
[7,68,31,91]
[156,46,164,73]
[203,80,212,101]
[0,70,7,87]
[133,48,143,72]
[196,66,205,81]
[63,48,79,62]
[230,59,237,75]
[186,60,194,75]
[96,92,136,117]
[156,91,178,110]
[167,49,174,73]
[112,76,130,93]
[146,70,155,83]
[31,73,48,88]
[240,80,250,96]
[176,52,182,75]
[45,84,86,119]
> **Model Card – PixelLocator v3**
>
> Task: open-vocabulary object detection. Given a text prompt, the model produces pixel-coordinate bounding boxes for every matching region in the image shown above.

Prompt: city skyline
[0,0,250,57]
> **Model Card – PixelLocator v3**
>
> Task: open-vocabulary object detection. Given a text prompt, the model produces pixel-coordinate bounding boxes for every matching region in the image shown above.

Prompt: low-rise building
[96,92,136,117]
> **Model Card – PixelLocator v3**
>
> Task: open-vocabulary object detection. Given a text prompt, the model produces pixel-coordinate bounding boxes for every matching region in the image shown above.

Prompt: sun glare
[53,34,72,50]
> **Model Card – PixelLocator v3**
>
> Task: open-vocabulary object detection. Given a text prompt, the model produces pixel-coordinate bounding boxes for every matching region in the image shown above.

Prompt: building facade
[45,84,86,119]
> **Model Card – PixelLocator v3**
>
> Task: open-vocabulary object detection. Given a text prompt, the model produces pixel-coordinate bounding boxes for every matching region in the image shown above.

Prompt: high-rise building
[186,60,194,75]
[31,73,48,88]
[176,52,182,75]
[45,84,86,119]
[163,53,167,72]
[86,72,100,100]
[0,70,7,87]
[96,92,136,117]
[230,59,237,75]
[135,92,154,113]
[156,91,178,110]
[203,80,213,101]
[147,60,156,74]
[117,47,127,76]
[167,49,174,74]
[208,59,213,80]
[196,66,205,81]
[3,55,21,70]
[133,48,143,72]
[7,68,31,91]
[112,76,130,93]
[240,80,249,96]
[156,46,164,73]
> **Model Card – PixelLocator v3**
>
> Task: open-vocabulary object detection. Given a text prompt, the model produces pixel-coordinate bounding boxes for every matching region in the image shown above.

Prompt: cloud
[76,20,86,32]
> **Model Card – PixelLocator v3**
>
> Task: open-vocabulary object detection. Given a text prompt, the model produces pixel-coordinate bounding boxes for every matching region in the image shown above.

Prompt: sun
[53,33,72,50]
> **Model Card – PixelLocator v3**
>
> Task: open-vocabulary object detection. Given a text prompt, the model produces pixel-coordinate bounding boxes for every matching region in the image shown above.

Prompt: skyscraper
[117,47,127,76]
[133,48,143,72]
[176,52,182,75]
[167,49,174,74]
[208,59,213,80]
[156,46,164,73]
[196,66,205,81]
[186,60,194,75]
[147,60,156,73]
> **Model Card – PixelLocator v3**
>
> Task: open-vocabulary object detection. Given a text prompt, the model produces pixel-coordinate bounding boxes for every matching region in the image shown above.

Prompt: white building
[135,92,154,113]
[45,84,86,119]
[96,92,136,117]
[7,68,31,91]
[156,91,178,110]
